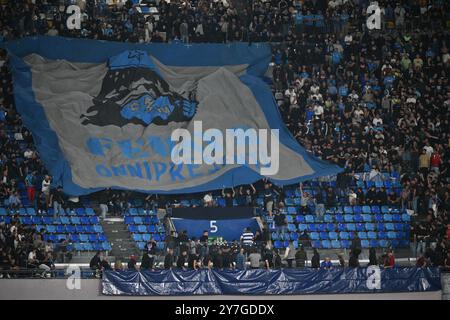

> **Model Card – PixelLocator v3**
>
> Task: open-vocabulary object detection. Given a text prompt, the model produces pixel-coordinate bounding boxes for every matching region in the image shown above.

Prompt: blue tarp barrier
[102,267,441,296]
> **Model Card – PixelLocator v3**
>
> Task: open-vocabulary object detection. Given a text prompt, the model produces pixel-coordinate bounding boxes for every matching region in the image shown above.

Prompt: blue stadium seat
[308,224,317,232]
[133,217,143,225]
[98,234,106,242]
[316,223,325,232]
[362,214,372,222]
[288,224,296,232]
[376,223,385,231]
[74,243,84,251]
[286,215,294,224]
[90,216,99,224]
[341,240,350,248]
[46,225,56,233]
[26,207,36,215]
[65,225,75,233]
[287,206,297,215]
[361,240,370,248]
[80,217,90,225]
[326,223,335,232]
[79,234,89,242]
[335,206,344,214]
[383,214,393,222]
[337,223,346,232]
[358,231,367,239]
[310,232,320,240]
[70,234,79,242]
[344,206,353,214]
[387,231,397,239]
[70,217,80,225]
[31,216,42,225]
[148,225,157,233]
[354,214,363,223]
[94,225,103,233]
[385,223,395,231]
[154,234,161,242]
[362,206,371,214]
[296,215,305,223]
[319,232,328,239]
[371,206,381,214]
[271,232,279,240]
[290,233,299,241]
[88,234,98,242]
[335,214,344,223]
[401,214,410,222]
[324,215,333,223]
[346,224,356,232]
[92,243,102,251]
[137,225,147,233]
[378,231,387,239]
[85,208,95,216]
[274,241,283,249]
[128,208,138,215]
[370,240,379,248]
[60,217,70,225]
[329,231,338,240]
[353,206,362,214]
[124,216,133,225]
[19,208,27,215]
[128,225,138,233]
[344,214,354,222]
[339,232,350,240]
[321,240,331,249]
[374,214,383,222]
[76,208,85,216]
[85,225,94,233]
[381,205,390,214]
[394,223,405,231]
[84,243,93,251]
[76,225,87,233]
[56,225,66,233]
[392,214,401,222]
[305,215,315,223]
[367,231,377,239]
[356,223,365,232]
[331,240,341,249]
[365,223,376,231]
[0,208,6,215]
[133,234,142,242]
[312,240,322,249]
[137,242,146,250]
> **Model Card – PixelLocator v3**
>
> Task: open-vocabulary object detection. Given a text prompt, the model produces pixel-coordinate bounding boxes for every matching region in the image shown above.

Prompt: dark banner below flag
[102,267,441,296]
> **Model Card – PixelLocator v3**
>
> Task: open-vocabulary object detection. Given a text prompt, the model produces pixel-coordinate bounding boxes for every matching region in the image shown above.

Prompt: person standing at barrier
[284,241,296,268]
[248,248,262,269]
[144,238,157,270]
[49,186,65,219]
[235,248,246,270]
[177,250,188,270]
[295,245,307,268]
[164,248,175,270]
[240,227,254,253]
[24,171,36,204]
[311,249,320,269]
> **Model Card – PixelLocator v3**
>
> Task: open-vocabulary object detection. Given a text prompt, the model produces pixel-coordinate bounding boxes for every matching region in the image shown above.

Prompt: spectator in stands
[274,209,287,235]
[24,171,36,203]
[337,254,345,268]
[101,256,112,271]
[240,227,254,250]
[89,251,102,274]
[49,186,65,218]
[320,257,333,269]
[248,248,261,269]
[164,248,174,270]
[176,250,188,270]
[7,191,21,209]
[350,234,362,257]
[348,252,360,268]
[284,240,296,268]
[222,187,235,207]
[235,248,246,270]
[368,248,378,266]
[114,260,123,271]
[127,255,138,271]
[263,182,278,217]
[143,238,157,270]
[295,245,307,268]
[239,184,256,207]
[41,175,51,207]
[203,192,214,207]
[384,250,396,268]
[311,249,320,269]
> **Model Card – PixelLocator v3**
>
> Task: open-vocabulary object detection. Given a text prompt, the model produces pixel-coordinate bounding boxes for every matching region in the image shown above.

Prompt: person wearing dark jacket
[164,248,175,269]
[368,247,378,266]
[311,249,320,268]
[127,255,138,270]
[295,246,307,268]
[176,250,188,269]
[350,235,362,257]
[89,251,101,271]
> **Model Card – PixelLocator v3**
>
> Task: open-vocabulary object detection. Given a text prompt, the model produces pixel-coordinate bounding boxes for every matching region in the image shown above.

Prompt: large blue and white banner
[102,267,441,296]
[6,36,342,196]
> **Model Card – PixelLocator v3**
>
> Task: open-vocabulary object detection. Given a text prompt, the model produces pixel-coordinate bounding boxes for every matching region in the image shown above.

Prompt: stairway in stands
[100,218,141,261]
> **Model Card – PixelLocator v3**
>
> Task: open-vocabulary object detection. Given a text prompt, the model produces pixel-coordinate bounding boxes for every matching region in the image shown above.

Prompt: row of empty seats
[273,230,409,241]
[274,238,409,249]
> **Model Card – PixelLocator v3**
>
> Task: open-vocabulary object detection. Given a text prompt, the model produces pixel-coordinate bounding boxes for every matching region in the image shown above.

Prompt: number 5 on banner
[210,220,218,233]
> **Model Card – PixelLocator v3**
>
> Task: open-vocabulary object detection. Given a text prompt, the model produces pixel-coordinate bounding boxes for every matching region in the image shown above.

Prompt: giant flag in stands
[6,36,342,196]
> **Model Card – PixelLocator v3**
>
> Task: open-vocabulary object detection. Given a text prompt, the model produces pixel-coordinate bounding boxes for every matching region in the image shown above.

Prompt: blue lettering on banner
[96,164,112,177]
[169,163,185,182]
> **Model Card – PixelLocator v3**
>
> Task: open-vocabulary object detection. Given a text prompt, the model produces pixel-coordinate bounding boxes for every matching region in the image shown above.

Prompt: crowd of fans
[0,0,448,271]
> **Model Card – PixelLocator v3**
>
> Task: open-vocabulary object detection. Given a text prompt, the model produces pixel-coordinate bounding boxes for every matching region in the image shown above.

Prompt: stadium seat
[365,223,376,231]
[79,234,89,242]
[362,214,372,222]
[356,223,365,232]
[148,225,157,233]
[321,240,331,249]
[367,231,377,239]
[296,215,305,223]
[305,215,315,223]
[328,231,338,240]
[401,213,410,222]
[331,240,341,249]
[70,217,80,224]
[89,216,99,224]
[326,223,335,231]
[385,223,395,231]
[346,224,356,232]
[287,206,297,215]
[81,217,90,225]
[56,225,66,233]
[89,234,98,242]
[362,206,371,214]
[124,216,133,225]
[344,214,354,222]
[137,225,147,233]
[274,241,283,249]
[133,217,143,225]
[353,206,362,214]
[0,208,6,215]
[319,232,328,239]
[339,232,349,240]
[358,231,367,239]
[133,234,142,242]
[344,206,353,214]
[378,231,387,239]
[308,224,317,232]
[374,214,383,222]
[369,240,379,248]
[341,240,350,248]
[312,240,322,249]
[335,214,344,223]
[310,232,320,240]
[98,234,107,242]
[288,223,296,232]
[60,217,70,225]
[85,208,95,216]
[290,233,299,241]
[337,223,346,232]
[361,240,370,248]
[324,215,333,223]
[354,214,363,223]
[371,206,381,214]
[94,225,103,233]
[271,232,279,240]
[383,214,393,222]
[298,224,307,232]
[387,231,397,239]
[394,223,405,231]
